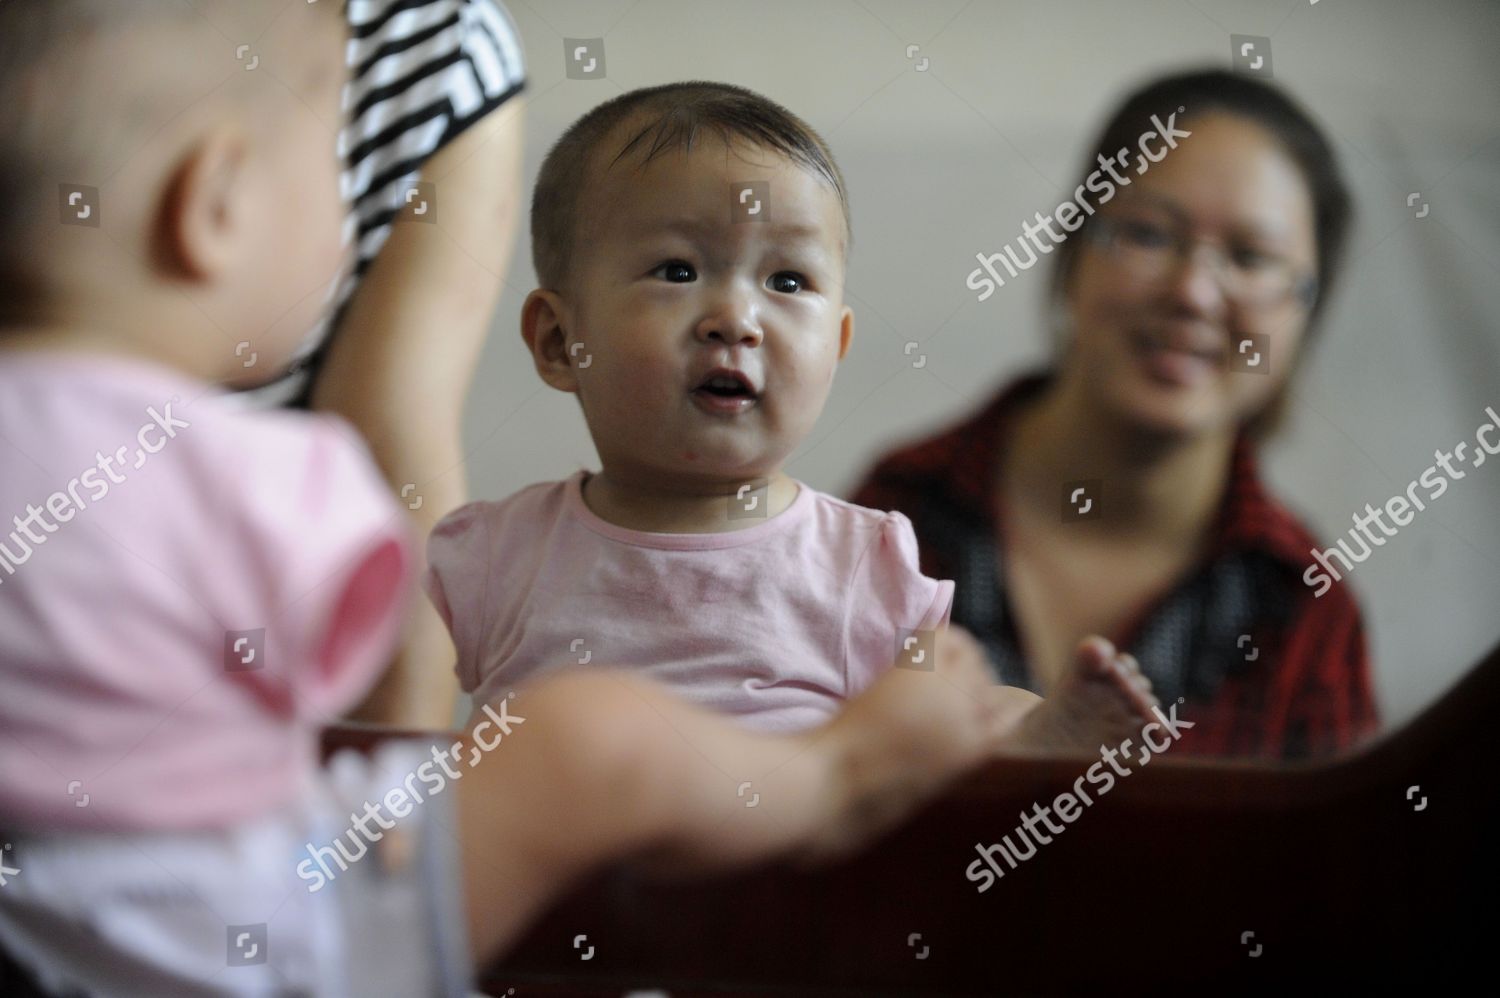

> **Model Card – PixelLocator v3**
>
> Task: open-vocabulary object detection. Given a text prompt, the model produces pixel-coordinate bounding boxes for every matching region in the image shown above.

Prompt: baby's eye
[650,260,696,283]
[767,271,806,294]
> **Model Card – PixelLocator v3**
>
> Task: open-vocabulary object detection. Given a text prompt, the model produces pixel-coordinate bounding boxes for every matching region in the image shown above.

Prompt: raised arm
[312,98,526,727]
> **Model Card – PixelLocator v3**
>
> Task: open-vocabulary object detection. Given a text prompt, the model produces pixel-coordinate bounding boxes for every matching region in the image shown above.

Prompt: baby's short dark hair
[530,81,852,291]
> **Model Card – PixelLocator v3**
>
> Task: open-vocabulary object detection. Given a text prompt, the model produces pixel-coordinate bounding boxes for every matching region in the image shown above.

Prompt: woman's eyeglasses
[1085,214,1318,309]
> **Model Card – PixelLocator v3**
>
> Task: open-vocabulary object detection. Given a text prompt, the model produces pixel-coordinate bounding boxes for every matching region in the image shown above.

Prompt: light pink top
[425,470,955,732]
[0,354,411,832]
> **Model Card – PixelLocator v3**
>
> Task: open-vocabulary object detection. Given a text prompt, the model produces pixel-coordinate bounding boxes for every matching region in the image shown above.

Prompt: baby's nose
[695,309,763,347]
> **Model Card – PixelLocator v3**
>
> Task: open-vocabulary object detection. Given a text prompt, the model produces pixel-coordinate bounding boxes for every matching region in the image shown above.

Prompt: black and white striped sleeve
[240,0,526,409]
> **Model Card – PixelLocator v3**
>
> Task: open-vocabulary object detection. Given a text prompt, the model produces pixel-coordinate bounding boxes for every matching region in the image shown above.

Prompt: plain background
[451,0,1500,730]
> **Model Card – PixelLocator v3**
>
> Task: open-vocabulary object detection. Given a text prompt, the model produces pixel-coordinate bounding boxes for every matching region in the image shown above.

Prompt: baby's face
[564,134,853,488]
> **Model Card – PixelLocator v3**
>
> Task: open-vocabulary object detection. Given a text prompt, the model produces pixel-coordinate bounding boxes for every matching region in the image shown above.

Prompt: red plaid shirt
[849,374,1379,759]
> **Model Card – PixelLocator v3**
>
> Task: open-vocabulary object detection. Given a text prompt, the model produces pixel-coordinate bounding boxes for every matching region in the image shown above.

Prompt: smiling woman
[851,69,1375,760]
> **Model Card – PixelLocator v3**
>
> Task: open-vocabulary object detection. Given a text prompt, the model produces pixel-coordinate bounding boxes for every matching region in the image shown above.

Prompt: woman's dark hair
[1050,68,1354,330]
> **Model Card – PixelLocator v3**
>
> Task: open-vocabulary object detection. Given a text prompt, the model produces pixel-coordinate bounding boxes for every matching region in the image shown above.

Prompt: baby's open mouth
[690,368,761,414]
[692,371,759,400]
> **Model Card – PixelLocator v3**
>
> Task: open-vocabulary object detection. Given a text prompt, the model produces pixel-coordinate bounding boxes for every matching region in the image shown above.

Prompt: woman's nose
[1161,243,1230,318]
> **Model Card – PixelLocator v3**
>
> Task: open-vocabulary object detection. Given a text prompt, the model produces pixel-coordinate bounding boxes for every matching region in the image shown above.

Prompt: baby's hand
[795,625,1014,864]
[1000,636,1159,757]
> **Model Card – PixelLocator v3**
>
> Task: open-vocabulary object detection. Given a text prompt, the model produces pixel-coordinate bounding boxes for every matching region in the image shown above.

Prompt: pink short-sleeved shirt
[424,470,955,732]
[0,354,412,833]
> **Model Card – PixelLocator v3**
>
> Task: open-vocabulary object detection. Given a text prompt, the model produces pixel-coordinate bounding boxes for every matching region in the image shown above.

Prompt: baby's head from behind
[0,0,348,386]
[524,82,856,489]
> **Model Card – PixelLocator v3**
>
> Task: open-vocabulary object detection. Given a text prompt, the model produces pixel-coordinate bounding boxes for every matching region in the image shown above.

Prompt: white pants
[0,742,470,997]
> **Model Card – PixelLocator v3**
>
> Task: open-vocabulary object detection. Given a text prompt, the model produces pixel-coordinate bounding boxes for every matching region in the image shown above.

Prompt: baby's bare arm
[453,670,846,965]
[454,629,1003,968]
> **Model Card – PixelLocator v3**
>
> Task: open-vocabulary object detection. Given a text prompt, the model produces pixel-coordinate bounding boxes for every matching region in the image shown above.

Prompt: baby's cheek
[605,367,675,418]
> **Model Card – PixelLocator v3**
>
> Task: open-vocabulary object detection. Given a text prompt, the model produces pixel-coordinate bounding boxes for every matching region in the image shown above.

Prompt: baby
[425,82,1159,748]
[0,6,1024,994]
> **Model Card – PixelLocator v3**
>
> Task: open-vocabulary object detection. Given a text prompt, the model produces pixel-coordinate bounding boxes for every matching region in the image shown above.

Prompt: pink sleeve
[232,417,414,722]
[842,511,955,697]
[423,502,489,691]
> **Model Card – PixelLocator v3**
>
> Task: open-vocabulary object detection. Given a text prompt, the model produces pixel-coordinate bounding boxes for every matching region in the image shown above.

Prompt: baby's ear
[520,289,581,393]
[837,305,854,361]
[159,124,252,281]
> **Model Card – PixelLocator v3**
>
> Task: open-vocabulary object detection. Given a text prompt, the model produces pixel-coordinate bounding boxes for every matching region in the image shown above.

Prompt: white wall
[460,0,1500,728]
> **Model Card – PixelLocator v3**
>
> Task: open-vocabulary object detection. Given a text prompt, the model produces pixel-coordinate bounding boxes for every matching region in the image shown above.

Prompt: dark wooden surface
[316,645,1496,995]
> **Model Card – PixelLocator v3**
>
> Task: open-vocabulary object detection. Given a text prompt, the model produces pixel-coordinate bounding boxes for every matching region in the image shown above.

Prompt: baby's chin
[598,412,803,480]
[220,355,299,391]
